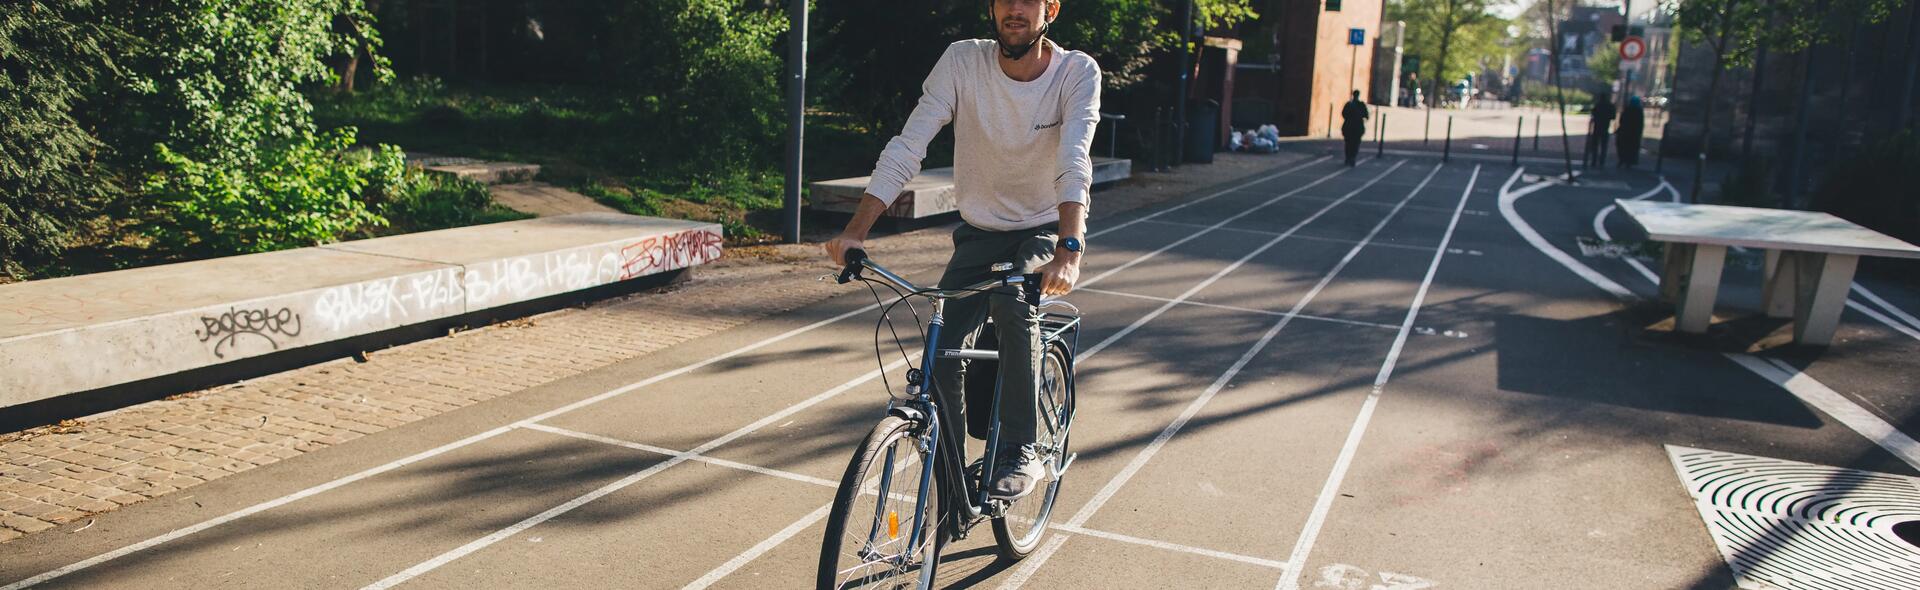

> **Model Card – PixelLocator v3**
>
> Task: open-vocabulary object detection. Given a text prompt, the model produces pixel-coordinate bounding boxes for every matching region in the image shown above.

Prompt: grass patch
[315,78,952,242]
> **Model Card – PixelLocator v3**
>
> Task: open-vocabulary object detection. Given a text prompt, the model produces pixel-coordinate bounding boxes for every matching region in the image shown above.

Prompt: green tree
[1588,40,1619,87]
[113,0,397,253]
[0,0,125,279]
[1389,0,1510,106]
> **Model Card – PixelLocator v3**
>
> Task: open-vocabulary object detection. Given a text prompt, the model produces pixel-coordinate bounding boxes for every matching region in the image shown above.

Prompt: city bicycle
[816,249,1080,589]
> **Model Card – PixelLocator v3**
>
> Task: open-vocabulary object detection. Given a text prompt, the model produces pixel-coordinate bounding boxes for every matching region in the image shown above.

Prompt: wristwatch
[1058,236,1084,253]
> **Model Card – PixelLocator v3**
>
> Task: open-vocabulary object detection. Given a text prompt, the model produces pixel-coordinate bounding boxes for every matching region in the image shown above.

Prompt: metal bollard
[1443,117,1453,163]
[1513,117,1523,167]
[1327,103,1334,139]
[1378,113,1387,158]
[1533,115,1541,151]
[1424,106,1432,145]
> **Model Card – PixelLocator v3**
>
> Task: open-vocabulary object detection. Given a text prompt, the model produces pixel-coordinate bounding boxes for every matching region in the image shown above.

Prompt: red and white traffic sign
[1620,36,1646,61]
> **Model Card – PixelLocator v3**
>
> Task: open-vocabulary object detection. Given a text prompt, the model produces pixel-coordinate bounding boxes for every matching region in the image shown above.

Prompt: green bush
[0,0,125,279]
[1517,80,1593,110]
[142,128,393,254]
[374,170,529,234]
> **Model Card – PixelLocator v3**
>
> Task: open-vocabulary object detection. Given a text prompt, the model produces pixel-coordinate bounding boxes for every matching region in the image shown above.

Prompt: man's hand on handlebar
[824,234,864,267]
[1034,253,1080,297]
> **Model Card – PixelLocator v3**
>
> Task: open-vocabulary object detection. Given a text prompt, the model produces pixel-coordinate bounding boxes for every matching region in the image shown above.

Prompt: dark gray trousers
[932,223,1058,453]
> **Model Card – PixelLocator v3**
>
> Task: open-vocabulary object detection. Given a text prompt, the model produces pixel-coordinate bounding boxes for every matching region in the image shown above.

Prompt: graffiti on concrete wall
[306,228,722,333]
[196,307,303,358]
[619,228,724,280]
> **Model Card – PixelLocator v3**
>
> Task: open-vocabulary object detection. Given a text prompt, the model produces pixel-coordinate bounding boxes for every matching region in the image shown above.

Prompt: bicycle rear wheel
[818,416,942,590]
[991,341,1074,559]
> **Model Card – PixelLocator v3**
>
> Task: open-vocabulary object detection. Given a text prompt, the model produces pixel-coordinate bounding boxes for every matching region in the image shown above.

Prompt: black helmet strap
[992,3,1052,60]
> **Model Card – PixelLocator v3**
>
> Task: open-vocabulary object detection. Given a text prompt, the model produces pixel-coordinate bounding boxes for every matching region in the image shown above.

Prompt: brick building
[1223,0,1386,137]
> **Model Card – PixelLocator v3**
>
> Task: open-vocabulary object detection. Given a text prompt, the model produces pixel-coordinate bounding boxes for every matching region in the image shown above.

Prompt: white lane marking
[1729,355,1920,470]
[1496,168,1635,299]
[1139,219,1439,252]
[684,503,833,590]
[1274,167,1480,590]
[1852,283,1920,335]
[1096,156,1334,238]
[1077,287,1402,331]
[1591,179,1670,285]
[360,356,915,590]
[519,423,841,489]
[1500,167,1920,475]
[1049,523,1287,569]
[712,161,1422,590]
[0,302,890,590]
[1006,163,1447,590]
[1082,161,1363,289]
[1078,161,1408,360]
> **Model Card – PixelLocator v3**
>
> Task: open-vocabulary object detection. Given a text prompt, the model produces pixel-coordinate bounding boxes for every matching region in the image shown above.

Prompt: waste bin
[1185,99,1219,164]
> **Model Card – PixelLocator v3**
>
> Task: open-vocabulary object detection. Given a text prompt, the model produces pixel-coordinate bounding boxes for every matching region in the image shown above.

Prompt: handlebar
[837,248,1044,305]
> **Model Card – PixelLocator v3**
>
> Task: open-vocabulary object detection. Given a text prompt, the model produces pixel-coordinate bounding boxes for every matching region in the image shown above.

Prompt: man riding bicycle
[823,0,1100,503]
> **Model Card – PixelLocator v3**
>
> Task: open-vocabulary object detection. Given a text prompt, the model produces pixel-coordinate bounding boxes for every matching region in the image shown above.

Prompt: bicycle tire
[991,340,1074,559]
[818,415,942,590]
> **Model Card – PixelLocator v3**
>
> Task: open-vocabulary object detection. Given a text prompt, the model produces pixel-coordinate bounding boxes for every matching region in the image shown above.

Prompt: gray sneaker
[986,446,1047,501]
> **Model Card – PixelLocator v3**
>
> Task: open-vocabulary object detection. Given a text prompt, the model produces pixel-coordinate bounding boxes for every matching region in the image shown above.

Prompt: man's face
[993,0,1056,49]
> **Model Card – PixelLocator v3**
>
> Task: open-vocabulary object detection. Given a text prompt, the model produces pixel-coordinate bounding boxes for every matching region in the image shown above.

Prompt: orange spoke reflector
[888,511,900,539]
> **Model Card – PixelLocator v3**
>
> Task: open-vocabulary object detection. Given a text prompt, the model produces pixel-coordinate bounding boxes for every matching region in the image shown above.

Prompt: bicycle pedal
[983,498,1010,518]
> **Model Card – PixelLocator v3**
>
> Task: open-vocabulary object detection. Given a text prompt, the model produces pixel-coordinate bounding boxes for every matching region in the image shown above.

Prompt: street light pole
[783,0,807,244]
[1174,0,1195,165]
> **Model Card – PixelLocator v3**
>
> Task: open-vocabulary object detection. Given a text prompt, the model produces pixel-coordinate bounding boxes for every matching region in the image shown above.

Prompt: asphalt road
[4,154,1918,589]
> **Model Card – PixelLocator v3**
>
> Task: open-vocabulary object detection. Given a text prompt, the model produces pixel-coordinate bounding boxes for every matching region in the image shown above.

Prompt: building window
[1327,0,1341,10]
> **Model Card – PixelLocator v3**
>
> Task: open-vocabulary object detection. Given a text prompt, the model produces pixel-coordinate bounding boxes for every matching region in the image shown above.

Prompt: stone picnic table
[1617,200,1920,345]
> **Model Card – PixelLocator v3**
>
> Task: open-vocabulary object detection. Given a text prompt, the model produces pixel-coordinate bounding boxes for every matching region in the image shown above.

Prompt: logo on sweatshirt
[1033,120,1062,130]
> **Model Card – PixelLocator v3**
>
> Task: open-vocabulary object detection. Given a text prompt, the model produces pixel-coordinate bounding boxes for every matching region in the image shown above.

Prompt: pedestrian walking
[1616,95,1645,168]
[1341,91,1368,167]
[1585,92,1616,168]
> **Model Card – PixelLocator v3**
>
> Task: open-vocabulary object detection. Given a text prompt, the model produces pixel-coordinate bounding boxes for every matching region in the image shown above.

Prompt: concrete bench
[1617,200,1920,345]
[0,213,722,410]
[807,157,1134,218]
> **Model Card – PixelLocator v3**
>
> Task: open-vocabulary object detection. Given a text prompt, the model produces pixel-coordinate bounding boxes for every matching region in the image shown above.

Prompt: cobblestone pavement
[0,152,1307,543]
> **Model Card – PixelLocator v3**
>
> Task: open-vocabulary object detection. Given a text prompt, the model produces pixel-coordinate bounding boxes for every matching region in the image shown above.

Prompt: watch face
[1061,237,1082,252]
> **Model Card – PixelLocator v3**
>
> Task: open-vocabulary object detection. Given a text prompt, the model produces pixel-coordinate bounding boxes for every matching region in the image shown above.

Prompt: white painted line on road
[1138,219,1439,251]
[1005,162,1446,590]
[709,162,1420,590]
[1078,287,1402,331]
[1496,168,1635,299]
[0,299,896,590]
[1081,160,1364,289]
[1852,283,1920,335]
[519,425,1293,581]
[1049,523,1287,570]
[1274,166,1481,590]
[519,423,841,488]
[1095,156,1334,238]
[360,356,917,589]
[1591,178,1671,285]
[1078,161,1409,360]
[1729,355,1920,470]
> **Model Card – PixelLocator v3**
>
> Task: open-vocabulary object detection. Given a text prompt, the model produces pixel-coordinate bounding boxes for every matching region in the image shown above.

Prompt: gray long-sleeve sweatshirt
[865,39,1102,232]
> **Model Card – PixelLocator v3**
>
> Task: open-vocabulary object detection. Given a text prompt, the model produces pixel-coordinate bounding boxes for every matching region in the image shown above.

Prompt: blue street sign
[1349,28,1365,46]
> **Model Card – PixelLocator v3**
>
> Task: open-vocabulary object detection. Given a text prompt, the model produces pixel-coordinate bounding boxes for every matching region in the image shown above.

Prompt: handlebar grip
[1021,273,1044,306]
[836,248,869,284]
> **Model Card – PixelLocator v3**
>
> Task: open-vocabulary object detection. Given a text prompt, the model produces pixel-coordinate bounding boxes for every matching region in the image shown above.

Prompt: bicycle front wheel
[818,415,941,590]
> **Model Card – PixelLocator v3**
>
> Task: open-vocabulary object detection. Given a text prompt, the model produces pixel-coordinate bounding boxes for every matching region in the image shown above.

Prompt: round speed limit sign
[1620,36,1646,61]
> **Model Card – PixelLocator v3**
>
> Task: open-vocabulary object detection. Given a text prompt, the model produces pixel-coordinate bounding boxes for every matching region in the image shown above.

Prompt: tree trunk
[1436,25,1454,107]
[1741,45,1766,162]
